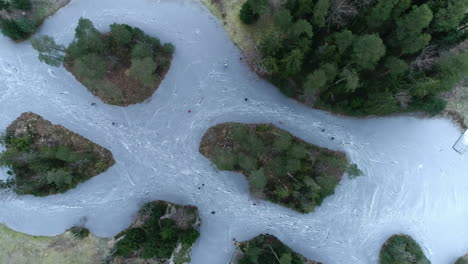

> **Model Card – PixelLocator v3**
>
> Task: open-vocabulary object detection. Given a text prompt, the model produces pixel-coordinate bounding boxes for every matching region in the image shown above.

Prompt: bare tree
[352,0,375,9]
[327,0,358,28]
[410,45,438,73]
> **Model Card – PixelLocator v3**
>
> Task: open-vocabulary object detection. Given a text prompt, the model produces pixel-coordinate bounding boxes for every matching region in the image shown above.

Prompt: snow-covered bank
[0,0,467,263]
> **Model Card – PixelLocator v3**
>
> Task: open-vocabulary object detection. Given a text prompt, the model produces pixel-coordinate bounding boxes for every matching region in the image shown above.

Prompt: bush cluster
[32,18,175,105]
[0,0,36,41]
[239,0,268,24]
[113,202,199,260]
[70,226,90,239]
[0,133,100,196]
[237,234,308,264]
[211,123,348,213]
[379,234,430,264]
[241,0,468,116]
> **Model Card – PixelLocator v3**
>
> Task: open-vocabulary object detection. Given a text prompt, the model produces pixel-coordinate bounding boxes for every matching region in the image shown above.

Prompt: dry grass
[200,0,278,71]
[0,224,110,264]
[440,84,468,130]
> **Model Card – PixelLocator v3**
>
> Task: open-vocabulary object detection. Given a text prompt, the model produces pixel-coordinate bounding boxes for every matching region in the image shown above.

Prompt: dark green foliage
[0,134,98,196]
[350,34,386,70]
[241,0,467,116]
[240,1,260,24]
[113,202,199,261]
[0,0,10,10]
[110,23,132,46]
[412,96,447,116]
[70,226,90,239]
[11,0,32,10]
[239,0,269,24]
[206,123,348,213]
[379,234,430,264]
[0,19,35,41]
[236,234,311,264]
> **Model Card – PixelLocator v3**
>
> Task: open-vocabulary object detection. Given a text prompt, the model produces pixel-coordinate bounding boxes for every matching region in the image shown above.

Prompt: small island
[232,234,321,264]
[0,0,70,41]
[32,17,174,106]
[108,200,200,264]
[200,123,352,213]
[0,112,114,196]
[379,234,430,264]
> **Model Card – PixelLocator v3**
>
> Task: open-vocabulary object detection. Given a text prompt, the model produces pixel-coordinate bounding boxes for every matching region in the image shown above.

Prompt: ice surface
[0,0,467,263]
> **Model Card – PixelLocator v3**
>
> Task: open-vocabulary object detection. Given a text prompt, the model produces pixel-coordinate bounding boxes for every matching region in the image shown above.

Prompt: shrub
[70,226,90,239]
[161,43,175,55]
[131,43,153,59]
[213,148,238,170]
[110,23,132,46]
[115,228,148,256]
[239,1,259,24]
[73,53,106,80]
[346,163,362,179]
[0,19,35,41]
[272,132,292,153]
[413,96,447,116]
[249,168,267,192]
[379,234,430,264]
[179,228,200,246]
[129,57,158,87]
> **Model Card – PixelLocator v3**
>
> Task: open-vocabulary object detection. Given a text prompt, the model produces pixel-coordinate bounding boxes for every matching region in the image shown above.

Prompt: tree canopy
[238,0,468,116]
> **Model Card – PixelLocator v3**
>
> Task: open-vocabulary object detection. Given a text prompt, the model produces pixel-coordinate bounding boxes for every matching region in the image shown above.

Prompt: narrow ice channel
[0,0,467,263]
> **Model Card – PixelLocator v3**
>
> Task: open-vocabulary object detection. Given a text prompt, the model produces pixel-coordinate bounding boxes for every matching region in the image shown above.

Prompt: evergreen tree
[11,0,32,10]
[110,23,132,46]
[0,19,35,41]
[431,0,468,33]
[73,53,106,80]
[384,56,408,77]
[240,0,260,24]
[129,57,158,87]
[281,49,304,76]
[394,5,433,54]
[274,8,293,31]
[73,18,105,55]
[334,30,354,54]
[31,35,66,67]
[290,19,313,38]
[312,0,330,27]
[350,34,386,70]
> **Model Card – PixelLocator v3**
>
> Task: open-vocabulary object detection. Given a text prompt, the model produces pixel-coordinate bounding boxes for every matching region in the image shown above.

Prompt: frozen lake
[0,0,467,263]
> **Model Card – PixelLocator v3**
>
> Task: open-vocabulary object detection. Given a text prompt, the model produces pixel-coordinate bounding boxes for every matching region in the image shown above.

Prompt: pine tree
[31,35,66,67]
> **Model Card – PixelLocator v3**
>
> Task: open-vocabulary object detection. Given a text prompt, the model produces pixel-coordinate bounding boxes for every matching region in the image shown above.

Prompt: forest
[32,18,174,105]
[239,0,468,116]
